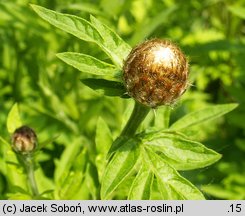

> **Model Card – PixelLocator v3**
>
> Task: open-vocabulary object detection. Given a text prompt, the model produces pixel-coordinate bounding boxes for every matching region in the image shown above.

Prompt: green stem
[121,102,150,137]
[20,154,39,197]
[109,102,150,154]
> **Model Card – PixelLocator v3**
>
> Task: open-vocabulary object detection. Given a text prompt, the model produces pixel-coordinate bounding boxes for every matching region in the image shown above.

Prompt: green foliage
[56,52,119,78]
[170,104,238,130]
[142,131,221,171]
[31,4,131,67]
[6,104,22,134]
[101,138,139,199]
[0,0,244,200]
[128,163,153,200]
[143,148,204,200]
[80,79,126,97]
[95,117,113,181]
[101,131,209,199]
[100,103,235,199]
[228,5,245,19]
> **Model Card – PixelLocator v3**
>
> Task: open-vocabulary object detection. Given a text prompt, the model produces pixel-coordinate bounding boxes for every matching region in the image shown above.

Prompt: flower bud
[11,126,37,154]
[123,39,189,108]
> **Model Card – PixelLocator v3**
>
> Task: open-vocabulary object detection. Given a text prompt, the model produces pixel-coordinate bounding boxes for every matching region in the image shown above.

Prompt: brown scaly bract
[123,39,189,108]
[12,126,37,154]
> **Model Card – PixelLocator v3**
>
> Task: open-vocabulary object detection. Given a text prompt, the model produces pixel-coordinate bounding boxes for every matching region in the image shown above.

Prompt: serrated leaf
[56,52,119,78]
[90,15,131,67]
[170,103,238,130]
[145,148,205,200]
[31,5,131,67]
[142,131,221,170]
[7,103,22,134]
[81,78,127,97]
[101,138,139,199]
[128,163,153,200]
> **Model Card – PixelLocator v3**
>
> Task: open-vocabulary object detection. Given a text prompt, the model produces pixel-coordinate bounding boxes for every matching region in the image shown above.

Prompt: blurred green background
[0,0,245,199]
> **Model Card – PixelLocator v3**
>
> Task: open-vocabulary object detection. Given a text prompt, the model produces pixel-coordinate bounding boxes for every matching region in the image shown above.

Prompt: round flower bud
[11,126,37,154]
[123,39,189,108]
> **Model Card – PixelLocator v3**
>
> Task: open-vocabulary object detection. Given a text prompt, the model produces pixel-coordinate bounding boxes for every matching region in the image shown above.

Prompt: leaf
[85,162,100,199]
[38,134,60,150]
[31,4,100,41]
[130,6,177,45]
[7,192,32,200]
[95,117,113,180]
[228,5,245,19]
[90,15,131,67]
[56,52,119,78]
[154,106,171,129]
[54,138,83,185]
[128,163,153,200]
[170,103,238,130]
[96,117,113,156]
[7,103,22,134]
[100,138,139,199]
[39,189,54,197]
[72,149,88,172]
[58,3,104,16]
[58,171,84,199]
[201,184,240,200]
[81,78,128,97]
[0,136,10,148]
[145,148,205,200]
[31,5,131,67]
[142,131,221,170]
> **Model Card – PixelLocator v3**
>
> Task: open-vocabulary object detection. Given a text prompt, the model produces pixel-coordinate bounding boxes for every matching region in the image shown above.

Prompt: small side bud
[11,126,37,154]
[123,38,189,108]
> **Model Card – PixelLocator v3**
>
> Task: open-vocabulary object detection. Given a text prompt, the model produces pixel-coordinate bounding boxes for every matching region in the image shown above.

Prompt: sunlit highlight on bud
[123,39,189,108]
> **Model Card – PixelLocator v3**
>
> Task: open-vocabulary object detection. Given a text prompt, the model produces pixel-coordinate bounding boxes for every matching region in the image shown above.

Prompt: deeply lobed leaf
[128,163,153,200]
[142,131,221,170]
[144,148,205,200]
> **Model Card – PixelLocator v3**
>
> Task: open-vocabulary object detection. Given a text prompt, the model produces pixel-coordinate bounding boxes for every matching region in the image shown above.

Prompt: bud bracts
[123,39,189,108]
[11,126,37,154]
